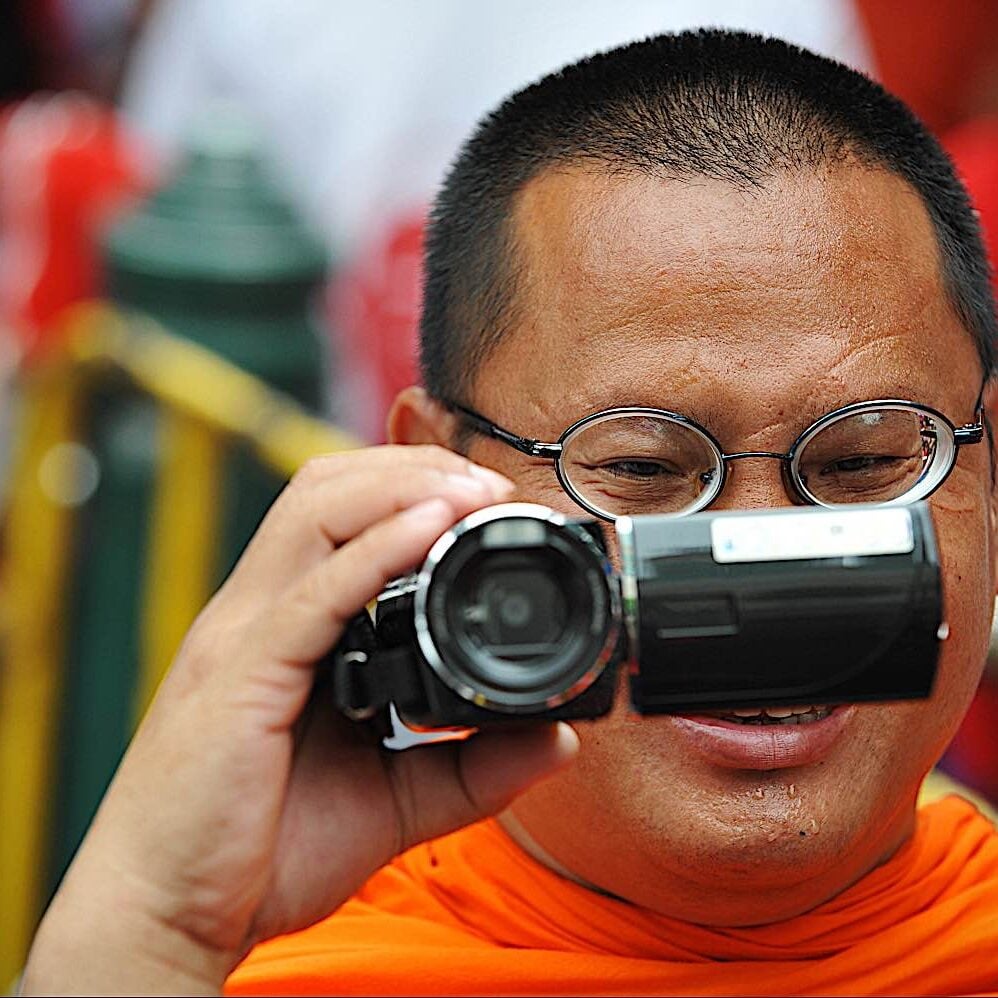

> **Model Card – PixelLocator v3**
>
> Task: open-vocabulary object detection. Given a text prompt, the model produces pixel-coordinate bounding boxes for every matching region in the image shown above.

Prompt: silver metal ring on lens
[412,503,620,713]
[614,515,641,666]
[789,402,956,508]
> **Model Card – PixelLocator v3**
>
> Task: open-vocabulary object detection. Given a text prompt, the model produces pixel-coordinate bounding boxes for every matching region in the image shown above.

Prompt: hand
[22,446,579,996]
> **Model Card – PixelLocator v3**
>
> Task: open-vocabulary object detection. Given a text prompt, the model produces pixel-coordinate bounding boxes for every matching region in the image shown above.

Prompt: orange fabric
[227,796,998,996]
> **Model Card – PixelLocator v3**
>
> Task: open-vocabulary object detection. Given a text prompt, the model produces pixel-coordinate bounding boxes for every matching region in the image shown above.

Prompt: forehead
[476,162,979,434]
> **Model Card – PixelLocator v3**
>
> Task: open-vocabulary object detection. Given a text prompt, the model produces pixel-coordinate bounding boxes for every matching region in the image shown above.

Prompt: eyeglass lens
[558,407,946,518]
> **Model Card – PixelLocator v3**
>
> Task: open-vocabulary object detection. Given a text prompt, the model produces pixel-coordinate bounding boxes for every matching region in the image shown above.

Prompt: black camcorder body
[330,502,943,729]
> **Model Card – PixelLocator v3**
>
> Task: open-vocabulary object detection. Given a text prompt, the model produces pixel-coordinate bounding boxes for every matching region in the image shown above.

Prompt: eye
[821,455,898,475]
[601,459,678,480]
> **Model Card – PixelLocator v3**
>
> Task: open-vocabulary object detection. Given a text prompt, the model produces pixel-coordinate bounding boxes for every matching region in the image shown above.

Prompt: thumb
[388,723,580,852]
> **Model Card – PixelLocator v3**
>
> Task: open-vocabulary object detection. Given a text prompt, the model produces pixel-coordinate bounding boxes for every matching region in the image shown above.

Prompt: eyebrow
[565,381,948,440]
[787,383,967,429]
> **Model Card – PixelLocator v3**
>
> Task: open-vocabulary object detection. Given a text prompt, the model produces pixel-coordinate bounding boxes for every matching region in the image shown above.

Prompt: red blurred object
[857,0,998,134]
[945,117,998,275]
[942,678,998,805]
[331,212,425,440]
[0,93,147,362]
[936,116,998,805]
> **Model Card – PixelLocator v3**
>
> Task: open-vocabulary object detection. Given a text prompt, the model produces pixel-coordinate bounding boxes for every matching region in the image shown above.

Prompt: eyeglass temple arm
[446,401,562,458]
[956,380,990,446]
[955,422,984,445]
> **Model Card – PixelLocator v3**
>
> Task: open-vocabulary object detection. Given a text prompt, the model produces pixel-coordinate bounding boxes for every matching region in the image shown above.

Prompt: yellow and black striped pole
[0,303,358,987]
[0,365,86,987]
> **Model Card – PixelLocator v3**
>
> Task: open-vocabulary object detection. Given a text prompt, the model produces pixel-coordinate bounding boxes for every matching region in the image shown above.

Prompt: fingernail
[466,463,515,498]
[402,496,452,522]
[551,722,581,764]
[443,472,492,496]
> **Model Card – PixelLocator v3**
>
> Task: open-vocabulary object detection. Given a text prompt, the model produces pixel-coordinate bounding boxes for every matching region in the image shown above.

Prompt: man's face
[456,161,996,923]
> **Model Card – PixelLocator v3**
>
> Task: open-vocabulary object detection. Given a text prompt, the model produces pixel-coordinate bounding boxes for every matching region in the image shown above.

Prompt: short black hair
[420,29,996,404]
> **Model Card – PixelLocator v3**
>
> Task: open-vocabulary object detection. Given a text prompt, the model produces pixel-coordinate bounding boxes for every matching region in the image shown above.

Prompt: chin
[515,709,924,920]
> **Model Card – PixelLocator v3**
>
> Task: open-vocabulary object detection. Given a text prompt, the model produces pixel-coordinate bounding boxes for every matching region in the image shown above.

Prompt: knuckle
[294,564,337,620]
[340,543,389,597]
[292,454,343,489]
[294,550,375,631]
[172,609,239,691]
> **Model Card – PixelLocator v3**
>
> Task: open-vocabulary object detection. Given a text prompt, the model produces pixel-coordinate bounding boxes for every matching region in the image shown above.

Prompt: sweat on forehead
[419,30,995,407]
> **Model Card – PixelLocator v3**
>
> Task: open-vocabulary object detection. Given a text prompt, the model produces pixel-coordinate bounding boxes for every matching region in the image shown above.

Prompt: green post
[104,110,329,570]
[48,111,329,898]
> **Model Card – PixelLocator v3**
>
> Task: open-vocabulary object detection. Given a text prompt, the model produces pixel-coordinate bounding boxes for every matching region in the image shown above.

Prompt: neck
[497,810,618,898]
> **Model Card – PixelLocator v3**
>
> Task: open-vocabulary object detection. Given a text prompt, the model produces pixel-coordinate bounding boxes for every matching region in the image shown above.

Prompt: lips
[668,704,856,770]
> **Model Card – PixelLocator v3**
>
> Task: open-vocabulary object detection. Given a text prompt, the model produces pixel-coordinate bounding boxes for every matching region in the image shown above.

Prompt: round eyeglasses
[447,397,986,522]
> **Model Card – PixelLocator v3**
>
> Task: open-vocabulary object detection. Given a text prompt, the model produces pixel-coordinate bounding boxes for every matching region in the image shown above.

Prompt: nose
[709,453,797,512]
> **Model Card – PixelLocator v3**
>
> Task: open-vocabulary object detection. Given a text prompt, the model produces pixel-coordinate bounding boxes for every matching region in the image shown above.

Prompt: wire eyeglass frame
[445,390,987,522]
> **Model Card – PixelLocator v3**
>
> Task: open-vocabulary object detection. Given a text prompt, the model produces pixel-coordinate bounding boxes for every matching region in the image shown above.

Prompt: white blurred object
[123,0,871,254]
[121,1,873,440]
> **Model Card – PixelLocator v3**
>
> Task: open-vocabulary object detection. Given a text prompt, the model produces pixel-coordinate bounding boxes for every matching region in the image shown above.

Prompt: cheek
[504,462,629,570]
[478,451,585,518]
[510,466,571,506]
[927,500,992,726]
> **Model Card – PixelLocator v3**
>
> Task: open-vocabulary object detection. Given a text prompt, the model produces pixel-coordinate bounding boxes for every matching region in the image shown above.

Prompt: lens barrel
[413,504,619,713]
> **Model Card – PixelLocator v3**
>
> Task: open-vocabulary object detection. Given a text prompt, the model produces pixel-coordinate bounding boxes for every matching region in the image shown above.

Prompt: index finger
[223,445,513,601]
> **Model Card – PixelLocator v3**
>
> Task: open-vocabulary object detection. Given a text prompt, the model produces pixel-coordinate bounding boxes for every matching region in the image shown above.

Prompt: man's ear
[387,386,460,448]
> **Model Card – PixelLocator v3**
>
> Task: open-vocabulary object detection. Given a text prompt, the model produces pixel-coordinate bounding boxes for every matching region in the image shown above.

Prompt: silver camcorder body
[330,502,942,729]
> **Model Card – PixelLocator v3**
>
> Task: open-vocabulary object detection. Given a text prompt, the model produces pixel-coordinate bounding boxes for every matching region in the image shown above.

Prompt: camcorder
[329,502,943,729]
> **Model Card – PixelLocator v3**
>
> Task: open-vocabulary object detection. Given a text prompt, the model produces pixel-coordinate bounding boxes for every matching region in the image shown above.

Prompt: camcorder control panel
[328,502,942,730]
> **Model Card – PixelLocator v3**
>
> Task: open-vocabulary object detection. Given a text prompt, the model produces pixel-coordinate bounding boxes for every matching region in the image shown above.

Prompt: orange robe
[227,796,998,996]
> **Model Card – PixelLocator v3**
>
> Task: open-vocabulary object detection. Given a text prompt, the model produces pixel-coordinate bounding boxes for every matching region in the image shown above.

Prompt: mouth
[667,703,855,770]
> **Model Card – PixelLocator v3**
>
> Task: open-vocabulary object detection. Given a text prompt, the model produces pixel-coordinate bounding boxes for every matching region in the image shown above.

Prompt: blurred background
[3,0,998,984]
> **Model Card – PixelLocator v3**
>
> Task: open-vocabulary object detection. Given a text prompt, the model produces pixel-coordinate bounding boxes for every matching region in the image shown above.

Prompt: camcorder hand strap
[328,610,419,729]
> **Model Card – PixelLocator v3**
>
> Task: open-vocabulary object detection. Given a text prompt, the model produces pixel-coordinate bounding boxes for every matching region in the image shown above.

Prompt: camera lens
[491,576,558,639]
[414,506,619,713]
[495,585,535,631]
[456,551,573,658]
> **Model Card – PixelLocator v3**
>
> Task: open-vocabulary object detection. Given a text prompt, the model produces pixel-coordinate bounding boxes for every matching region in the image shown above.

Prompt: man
[23,29,998,996]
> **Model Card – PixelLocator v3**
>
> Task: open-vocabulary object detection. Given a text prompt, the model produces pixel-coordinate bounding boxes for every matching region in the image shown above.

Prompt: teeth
[726,705,825,718]
[717,706,832,726]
